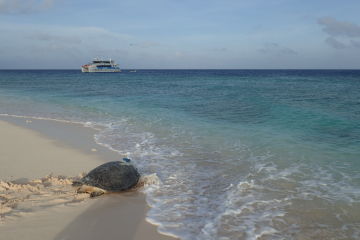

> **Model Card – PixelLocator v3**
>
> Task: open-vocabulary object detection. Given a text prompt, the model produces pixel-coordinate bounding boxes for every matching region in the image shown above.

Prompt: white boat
[81,58,121,73]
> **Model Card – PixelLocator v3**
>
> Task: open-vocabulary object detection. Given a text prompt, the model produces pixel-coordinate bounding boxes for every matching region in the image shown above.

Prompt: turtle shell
[81,161,140,191]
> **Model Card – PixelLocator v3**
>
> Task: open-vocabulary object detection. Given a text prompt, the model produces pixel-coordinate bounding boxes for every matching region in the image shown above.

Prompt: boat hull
[81,67,121,73]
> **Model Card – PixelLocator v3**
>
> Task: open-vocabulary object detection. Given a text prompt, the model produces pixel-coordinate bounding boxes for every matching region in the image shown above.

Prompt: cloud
[318,17,360,38]
[258,43,298,56]
[318,17,360,50]
[0,23,162,68]
[0,0,54,14]
[29,32,83,44]
[129,41,160,48]
[351,40,360,48]
[325,37,346,49]
[210,47,228,52]
[175,51,184,57]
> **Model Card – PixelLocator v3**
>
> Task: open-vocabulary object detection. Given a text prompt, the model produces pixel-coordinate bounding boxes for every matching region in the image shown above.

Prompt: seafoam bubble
[200,175,288,240]
[84,121,93,127]
[138,173,161,187]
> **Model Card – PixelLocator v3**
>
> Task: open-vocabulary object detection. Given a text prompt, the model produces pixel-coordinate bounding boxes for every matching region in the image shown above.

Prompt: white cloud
[210,47,228,52]
[0,23,135,68]
[318,17,360,50]
[258,43,298,56]
[318,17,360,38]
[325,37,346,49]
[129,41,161,49]
[29,32,83,44]
[175,51,184,57]
[0,0,55,14]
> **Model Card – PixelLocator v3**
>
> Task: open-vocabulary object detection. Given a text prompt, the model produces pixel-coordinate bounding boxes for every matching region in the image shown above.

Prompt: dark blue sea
[0,70,359,239]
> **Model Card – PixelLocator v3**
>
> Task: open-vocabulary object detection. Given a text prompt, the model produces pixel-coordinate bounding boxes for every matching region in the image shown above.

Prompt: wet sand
[0,117,176,240]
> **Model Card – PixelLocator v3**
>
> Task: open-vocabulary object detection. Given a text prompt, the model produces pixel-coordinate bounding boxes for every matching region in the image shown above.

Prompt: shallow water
[0,70,359,239]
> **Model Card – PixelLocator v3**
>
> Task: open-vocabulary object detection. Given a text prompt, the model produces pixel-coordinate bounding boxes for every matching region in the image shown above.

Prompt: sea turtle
[73,159,140,197]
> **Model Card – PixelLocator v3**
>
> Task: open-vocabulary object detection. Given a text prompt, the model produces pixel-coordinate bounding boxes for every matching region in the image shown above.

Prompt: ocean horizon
[0,69,359,239]
[1,68,360,70]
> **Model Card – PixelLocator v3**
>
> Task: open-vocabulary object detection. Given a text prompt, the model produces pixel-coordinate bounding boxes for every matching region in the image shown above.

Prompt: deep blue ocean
[0,70,359,240]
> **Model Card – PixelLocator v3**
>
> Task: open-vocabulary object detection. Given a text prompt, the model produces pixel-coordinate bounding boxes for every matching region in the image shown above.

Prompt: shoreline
[0,116,177,240]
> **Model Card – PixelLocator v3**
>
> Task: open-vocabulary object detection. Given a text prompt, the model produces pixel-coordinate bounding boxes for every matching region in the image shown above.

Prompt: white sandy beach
[0,118,176,240]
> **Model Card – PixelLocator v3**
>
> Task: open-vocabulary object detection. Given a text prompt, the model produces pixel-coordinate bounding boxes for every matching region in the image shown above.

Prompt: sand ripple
[0,174,88,222]
[0,173,159,223]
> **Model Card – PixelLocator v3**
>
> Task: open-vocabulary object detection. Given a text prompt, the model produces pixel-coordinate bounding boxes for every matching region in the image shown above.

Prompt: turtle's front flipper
[76,185,106,197]
[90,190,105,197]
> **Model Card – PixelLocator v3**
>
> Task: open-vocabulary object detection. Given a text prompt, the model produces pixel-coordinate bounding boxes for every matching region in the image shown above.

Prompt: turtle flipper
[90,190,105,198]
[76,185,106,197]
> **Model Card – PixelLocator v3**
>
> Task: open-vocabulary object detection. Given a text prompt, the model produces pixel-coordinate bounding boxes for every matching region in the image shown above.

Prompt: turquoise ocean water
[0,70,359,239]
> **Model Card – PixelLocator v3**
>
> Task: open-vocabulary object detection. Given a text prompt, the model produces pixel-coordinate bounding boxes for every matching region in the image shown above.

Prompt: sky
[0,0,360,69]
